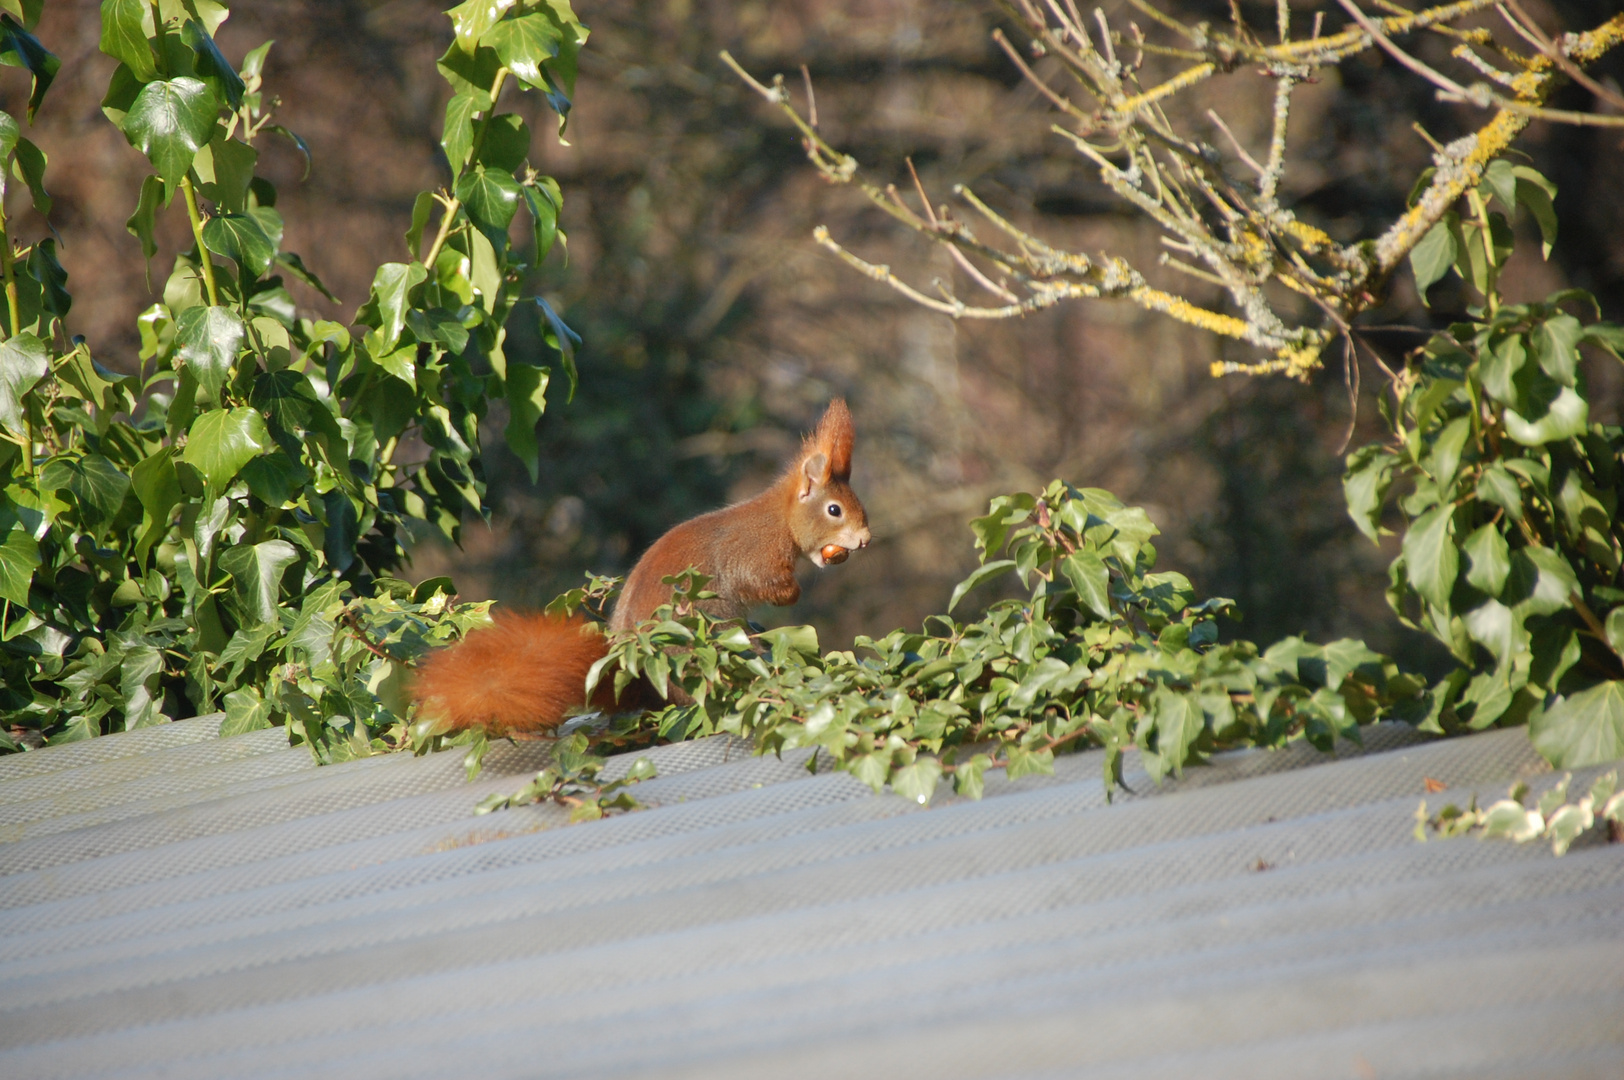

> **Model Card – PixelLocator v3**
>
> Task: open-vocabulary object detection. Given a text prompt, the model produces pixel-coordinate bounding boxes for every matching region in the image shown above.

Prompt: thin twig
[907,158,1020,302]
[1206,109,1264,174]
[799,63,818,128]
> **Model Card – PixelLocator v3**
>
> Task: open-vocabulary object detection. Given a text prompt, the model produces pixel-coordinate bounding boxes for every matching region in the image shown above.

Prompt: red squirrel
[411,399,870,735]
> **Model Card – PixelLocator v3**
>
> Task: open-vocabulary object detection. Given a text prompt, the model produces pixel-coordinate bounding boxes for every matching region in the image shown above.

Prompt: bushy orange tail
[411,612,610,735]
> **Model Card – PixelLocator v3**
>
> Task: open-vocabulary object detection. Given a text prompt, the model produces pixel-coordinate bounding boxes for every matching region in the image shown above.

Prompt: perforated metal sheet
[0,719,1617,1080]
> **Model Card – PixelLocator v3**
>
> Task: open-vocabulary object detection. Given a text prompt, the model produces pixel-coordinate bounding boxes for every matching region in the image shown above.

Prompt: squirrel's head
[790,398,870,567]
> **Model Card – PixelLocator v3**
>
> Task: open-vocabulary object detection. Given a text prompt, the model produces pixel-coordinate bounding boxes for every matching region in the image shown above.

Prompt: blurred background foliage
[9,0,1624,676]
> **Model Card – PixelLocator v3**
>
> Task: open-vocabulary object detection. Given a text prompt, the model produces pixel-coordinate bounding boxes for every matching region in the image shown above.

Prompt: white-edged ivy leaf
[0,13,59,122]
[1410,217,1457,299]
[1531,681,1624,769]
[219,538,298,623]
[0,330,47,434]
[1402,504,1457,611]
[948,559,1015,613]
[182,406,270,491]
[121,76,217,187]
[98,0,157,82]
[202,212,275,279]
[174,305,243,402]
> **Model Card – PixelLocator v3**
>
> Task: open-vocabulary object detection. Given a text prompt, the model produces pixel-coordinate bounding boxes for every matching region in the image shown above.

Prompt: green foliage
[1349,163,1624,769]
[0,2,582,752]
[476,732,657,822]
[575,483,1424,804]
[1417,769,1624,856]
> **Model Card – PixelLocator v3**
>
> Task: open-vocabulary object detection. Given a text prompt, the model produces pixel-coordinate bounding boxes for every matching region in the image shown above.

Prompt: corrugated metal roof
[0,718,1619,1078]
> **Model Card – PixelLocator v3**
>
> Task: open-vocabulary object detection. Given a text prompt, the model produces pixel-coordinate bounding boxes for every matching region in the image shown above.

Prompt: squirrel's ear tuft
[810,398,854,478]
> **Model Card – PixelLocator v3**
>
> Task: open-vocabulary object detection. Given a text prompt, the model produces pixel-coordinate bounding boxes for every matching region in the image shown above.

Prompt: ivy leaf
[1475,464,1523,520]
[130,446,180,565]
[1061,550,1111,619]
[183,406,270,491]
[219,539,298,623]
[1513,166,1558,258]
[531,294,579,395]
[1401,505,1457,611]
[121,76,217,188]
[220,686,275,735]
[1410,217,1457,299]
[1343,444,1395,543]
[26,237,69,320]
[1504,383,1587,447]
[477,113,530,172]
[1504,546,1578,618]
[0,13,59,122]
[948,559,1015,613]
[1478,333,1525,406]
[502,359,549,482]
[174,305,244,402]
[1461,523,1510,596]
[202,212,276,279]
[890,755,942,805]
[0,330,47,435]
[0,108,14,159]
[522,178,561,260]
[183,19,244,109]
[12,135,49,216]
[1532,313,1582,387]
[275,251,339,304]
[1480,159,1516,211]
[39,453,132,530]
[483,13,563,90]
[358,261,428,355]
[125,175,164,283]
[98,0,157,83]
[440,90,480,173]
[1531,681,1624,768]
[447,0,517,53]
[454,163,521,249]
[0,510,40,607]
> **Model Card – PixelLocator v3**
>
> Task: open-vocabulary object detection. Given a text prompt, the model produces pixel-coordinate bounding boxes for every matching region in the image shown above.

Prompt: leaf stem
[422,67,510,269]
[0,205,18,340]
[181,175,221,308]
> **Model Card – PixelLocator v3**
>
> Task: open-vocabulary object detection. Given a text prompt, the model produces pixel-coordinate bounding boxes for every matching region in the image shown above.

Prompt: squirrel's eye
[826,502,842,518]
